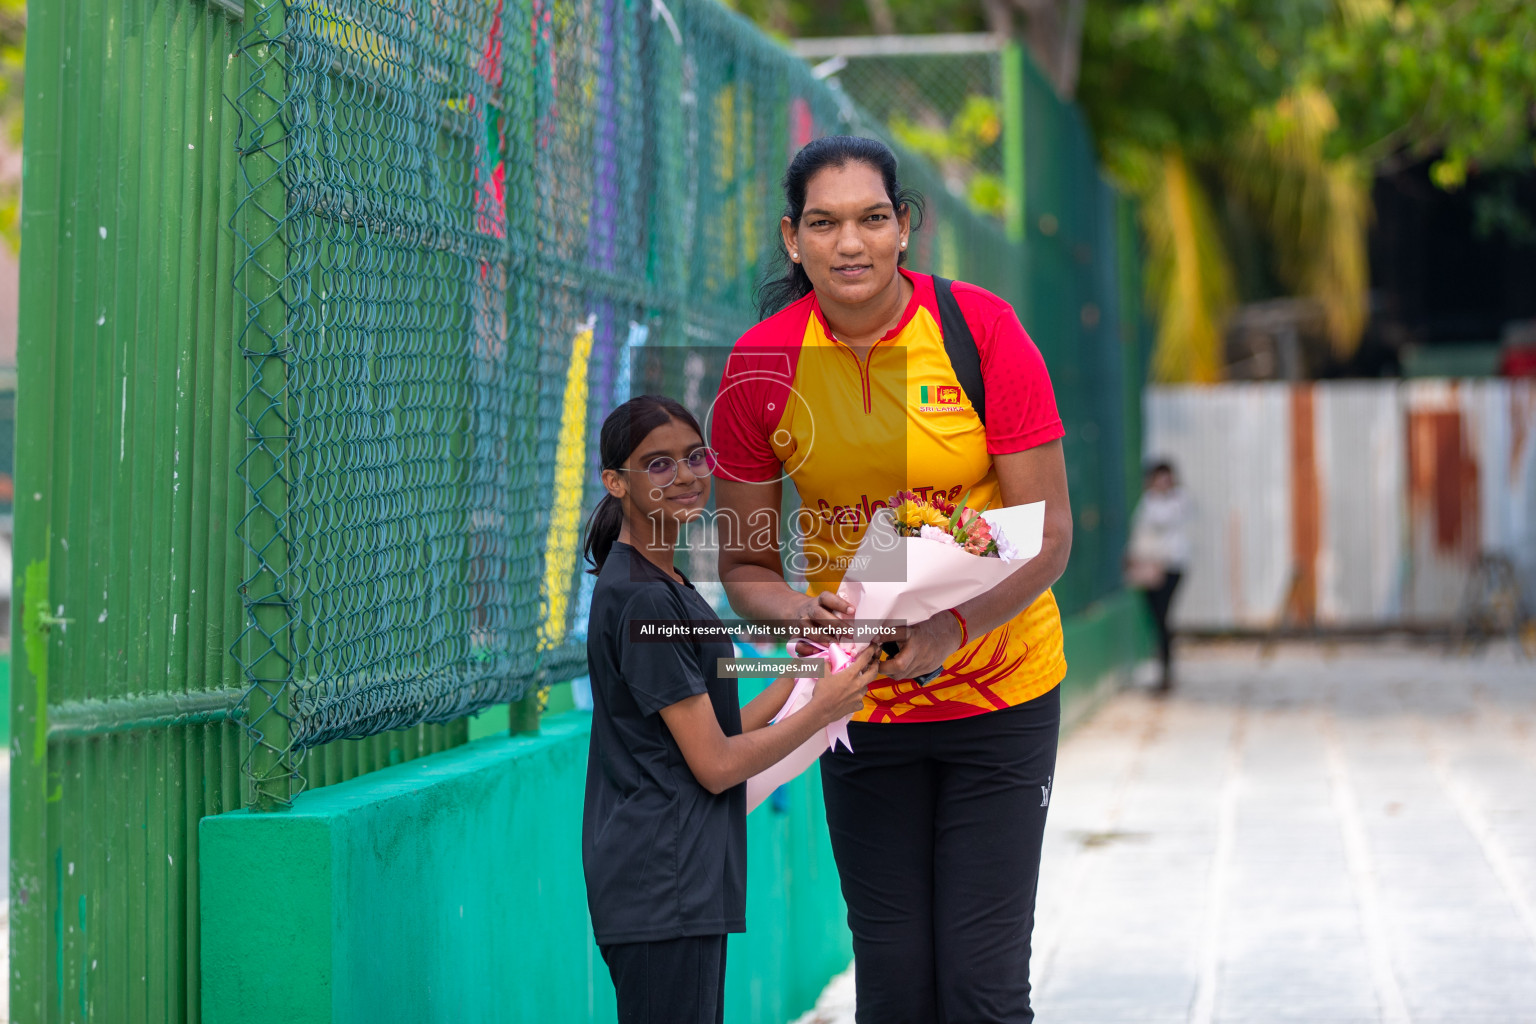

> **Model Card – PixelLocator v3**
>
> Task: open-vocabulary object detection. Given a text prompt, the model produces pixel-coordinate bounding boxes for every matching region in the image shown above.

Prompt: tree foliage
[1078,0,1532,378]
[1310,0,1536,188]
[1077,0,1328,159]
[730,0,1532,380]
[1078,1,1371,377]
[890,95,1007,217]
[1123,147,1234,384]
[1079,0,1535,181]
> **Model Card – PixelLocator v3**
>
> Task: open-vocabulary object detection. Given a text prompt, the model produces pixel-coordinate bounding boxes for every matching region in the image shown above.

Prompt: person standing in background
[1126,460,1192,693]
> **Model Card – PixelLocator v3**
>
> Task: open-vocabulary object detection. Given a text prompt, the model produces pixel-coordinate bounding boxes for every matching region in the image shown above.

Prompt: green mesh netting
[813,45,1009,217]
[230,0,1140,797]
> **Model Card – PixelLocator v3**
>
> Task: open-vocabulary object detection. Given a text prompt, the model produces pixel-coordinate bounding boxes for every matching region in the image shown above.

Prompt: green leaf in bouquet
[957,497,995,545]
[948,486,976,533]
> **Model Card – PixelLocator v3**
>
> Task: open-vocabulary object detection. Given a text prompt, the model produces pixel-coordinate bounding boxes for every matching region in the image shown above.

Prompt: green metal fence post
[1001,41,1027,245]
[509,693,541,736]
[11,0,66,1012]
[235,0,295,811]
[1116,193,1146,502]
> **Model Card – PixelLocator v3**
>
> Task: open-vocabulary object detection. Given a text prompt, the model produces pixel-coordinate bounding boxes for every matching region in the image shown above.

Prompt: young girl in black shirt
[581,394,878,1024]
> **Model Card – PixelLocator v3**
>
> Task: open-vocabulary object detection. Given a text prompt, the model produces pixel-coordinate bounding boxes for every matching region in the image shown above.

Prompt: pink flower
[961,517,994,555]
[964,534,992,555]
[918,524,960,548]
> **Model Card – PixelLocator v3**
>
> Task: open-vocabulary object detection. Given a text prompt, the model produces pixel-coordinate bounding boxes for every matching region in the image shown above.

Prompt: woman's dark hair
[582,394,705,575]
[756,135,925,318]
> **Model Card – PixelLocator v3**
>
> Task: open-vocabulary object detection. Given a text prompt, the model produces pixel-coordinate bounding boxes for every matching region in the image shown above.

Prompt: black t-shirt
[582,541,746,945]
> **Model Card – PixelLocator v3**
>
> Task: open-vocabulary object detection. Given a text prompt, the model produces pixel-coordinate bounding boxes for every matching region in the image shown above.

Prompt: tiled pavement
[3,643,1528,1023]
[795,640,1536,1024]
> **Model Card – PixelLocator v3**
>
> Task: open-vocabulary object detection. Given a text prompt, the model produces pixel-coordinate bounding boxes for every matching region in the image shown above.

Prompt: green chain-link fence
[793,35,1010,220]
[226,0,1138,806]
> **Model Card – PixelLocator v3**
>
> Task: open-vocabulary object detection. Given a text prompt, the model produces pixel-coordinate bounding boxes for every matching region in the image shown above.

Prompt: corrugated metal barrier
[1145,380,1536,630]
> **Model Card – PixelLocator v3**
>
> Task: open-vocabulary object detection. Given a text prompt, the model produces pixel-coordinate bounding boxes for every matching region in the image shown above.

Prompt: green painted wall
[202,713,608,1024]
[201,711,849,1024]
[200,596,1147,1024]
[1058,589,1154,730]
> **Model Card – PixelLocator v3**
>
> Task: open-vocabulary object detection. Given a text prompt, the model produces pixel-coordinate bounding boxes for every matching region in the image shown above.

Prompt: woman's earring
[791,251,798,260]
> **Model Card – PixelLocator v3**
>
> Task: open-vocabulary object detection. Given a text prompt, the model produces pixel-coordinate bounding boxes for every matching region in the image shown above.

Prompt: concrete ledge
[1059,589,1153,731]
[201,714,605,1024]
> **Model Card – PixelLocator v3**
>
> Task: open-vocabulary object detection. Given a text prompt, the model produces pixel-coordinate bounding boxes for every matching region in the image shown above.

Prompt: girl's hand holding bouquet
[807,642,881,722]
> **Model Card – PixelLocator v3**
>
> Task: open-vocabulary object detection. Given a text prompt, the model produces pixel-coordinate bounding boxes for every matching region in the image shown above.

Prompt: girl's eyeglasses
[618,447,718,488]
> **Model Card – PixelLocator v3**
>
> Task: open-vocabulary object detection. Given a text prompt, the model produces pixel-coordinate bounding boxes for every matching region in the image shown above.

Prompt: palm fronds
[1230,86,1372,358]
[1116,147,1234,384]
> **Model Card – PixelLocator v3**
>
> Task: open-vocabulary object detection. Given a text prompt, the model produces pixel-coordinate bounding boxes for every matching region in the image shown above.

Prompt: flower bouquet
[745,492,1045,811]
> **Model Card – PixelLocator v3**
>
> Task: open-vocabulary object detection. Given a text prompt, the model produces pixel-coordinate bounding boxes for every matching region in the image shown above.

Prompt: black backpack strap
[931,276,986,428]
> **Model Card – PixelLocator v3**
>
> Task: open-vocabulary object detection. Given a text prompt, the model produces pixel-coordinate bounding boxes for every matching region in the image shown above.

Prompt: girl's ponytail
[582,394,705,575]
[582,493,626,575]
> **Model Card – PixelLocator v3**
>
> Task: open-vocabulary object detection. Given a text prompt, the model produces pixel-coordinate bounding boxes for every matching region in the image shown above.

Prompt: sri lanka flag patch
[918,384,963,411]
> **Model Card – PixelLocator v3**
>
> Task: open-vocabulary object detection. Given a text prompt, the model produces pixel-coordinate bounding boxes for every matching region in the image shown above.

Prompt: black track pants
[820,686,1061,1024]
[600,934,727,1024]
[1141,570,1183,680]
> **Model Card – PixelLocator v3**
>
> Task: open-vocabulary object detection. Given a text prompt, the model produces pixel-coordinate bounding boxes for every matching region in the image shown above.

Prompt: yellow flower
[891,498,954,532]
[917,506,951,528]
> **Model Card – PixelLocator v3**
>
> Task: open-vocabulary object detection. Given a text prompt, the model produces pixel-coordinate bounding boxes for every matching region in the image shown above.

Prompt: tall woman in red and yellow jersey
[711,136,1073,1023]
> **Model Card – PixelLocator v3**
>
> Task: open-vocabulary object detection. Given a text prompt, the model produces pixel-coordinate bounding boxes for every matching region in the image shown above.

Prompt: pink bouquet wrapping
[745,497,1046,812]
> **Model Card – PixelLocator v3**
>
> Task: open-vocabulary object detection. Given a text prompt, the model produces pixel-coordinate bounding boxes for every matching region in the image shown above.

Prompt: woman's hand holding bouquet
[745,492,1045,811]
[794,588,857,642]
[875,489,1025,681]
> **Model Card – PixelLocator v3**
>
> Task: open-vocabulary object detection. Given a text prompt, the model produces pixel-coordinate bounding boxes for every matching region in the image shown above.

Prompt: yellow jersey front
[712,270,1067,723]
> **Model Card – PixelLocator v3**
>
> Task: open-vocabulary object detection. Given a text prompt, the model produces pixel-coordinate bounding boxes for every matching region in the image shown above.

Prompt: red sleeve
[709,306,808,483]
[953,283,1064,455]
